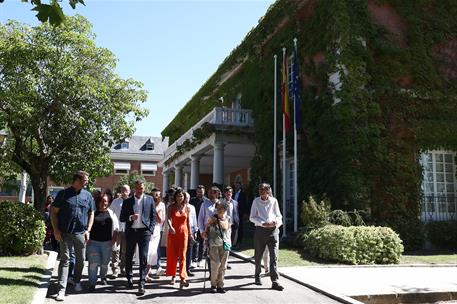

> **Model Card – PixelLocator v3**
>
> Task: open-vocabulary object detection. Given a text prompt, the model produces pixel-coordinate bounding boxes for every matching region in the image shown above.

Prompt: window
[146,143,154,150]
[141,163,157,176]
[114,162,131,175]
[420,150,457,221]
[121,142,129,149]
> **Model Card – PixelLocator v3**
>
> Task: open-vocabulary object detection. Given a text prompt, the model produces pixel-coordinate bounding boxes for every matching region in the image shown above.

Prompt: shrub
[388,218,425,251]
[301,196,330,229]
[329,210,352,226]
[348,210,367,226]
[0,201,46,255]
[303,225,404,264]
[426,221,457,251]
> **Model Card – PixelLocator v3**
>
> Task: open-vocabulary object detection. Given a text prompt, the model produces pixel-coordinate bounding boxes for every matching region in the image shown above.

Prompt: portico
[160,107,255,191]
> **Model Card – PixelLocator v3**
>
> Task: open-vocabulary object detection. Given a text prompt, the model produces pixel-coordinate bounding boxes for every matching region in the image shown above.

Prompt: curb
[31,250,58,304]
[230,250,364,304]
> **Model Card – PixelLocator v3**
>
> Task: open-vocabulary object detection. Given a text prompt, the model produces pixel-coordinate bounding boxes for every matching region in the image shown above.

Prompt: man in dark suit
[234,181,248,245]
[120,180,156,295]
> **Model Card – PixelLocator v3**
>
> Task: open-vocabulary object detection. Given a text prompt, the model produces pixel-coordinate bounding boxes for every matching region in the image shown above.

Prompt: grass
[400,252,457,264]
[0,254,48,304]
[237,240,457,267]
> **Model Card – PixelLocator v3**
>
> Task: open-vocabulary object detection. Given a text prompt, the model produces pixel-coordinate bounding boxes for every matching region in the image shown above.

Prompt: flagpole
[273,54,277,198]
[293,38,298,233]
[282,47,287,238]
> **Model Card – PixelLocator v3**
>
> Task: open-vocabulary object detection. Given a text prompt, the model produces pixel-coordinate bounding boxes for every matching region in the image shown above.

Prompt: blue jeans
[87,240,112,286]
[58,233,86,291]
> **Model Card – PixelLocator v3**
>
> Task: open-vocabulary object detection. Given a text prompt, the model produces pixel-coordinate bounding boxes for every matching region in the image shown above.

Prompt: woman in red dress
[166,188,194,287]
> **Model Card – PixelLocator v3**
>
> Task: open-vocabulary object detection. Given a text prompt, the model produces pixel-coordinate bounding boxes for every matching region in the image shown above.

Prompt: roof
[110,136,168,156]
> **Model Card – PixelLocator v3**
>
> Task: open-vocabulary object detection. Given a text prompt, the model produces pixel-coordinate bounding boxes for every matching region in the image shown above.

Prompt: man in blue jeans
[51,171,95,301]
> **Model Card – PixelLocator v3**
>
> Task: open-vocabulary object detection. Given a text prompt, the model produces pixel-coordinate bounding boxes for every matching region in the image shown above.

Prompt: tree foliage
[115,171,154,195]
[0,16,148,211]
[4,0,86,26]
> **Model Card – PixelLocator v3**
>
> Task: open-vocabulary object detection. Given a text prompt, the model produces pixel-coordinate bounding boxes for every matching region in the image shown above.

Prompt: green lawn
[0,255,48,304]
[239,247,457,267]
[400,252,457,264]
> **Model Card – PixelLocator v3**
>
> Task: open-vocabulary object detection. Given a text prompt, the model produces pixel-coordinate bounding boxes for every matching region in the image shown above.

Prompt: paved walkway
[280,265,457,297]
[45,256,342,304]
[279,265,457,304]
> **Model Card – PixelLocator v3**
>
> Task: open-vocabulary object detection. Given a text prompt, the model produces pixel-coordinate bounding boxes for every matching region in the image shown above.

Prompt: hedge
[303,225,404,264]
[0,201,46,255]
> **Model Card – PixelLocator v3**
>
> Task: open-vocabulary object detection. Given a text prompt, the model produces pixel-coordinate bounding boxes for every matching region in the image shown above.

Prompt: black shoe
[100,278,108,285]
[271,282,284,291]
[226,264,232,270]
[187,271,195,277]
[217,287,226,293]
[127,279,133,289]
[88,285,95,292]
[210,286,217,293]
[138,285,145,295]
[255,277,262,286]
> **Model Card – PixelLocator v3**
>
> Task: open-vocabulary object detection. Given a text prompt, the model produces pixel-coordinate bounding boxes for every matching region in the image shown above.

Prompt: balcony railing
[164,107,254,159]
[421,195,457,222]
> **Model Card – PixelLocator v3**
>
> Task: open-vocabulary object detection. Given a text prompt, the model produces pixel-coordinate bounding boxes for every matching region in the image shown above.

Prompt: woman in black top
[86,194,119,291]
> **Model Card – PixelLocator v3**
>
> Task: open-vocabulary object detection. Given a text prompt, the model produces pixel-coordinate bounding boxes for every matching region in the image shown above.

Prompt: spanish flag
[281,51,291,133]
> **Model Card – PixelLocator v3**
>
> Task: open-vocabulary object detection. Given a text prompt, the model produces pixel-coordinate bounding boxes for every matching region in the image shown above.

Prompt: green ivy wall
[162,0,457,248]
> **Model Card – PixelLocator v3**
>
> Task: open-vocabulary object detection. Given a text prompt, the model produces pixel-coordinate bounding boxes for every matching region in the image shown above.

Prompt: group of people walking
[49,170,284,302]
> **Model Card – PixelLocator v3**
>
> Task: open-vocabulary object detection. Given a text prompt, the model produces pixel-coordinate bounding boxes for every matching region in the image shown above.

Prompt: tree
[114,171,154,195]
[0,16,149,212]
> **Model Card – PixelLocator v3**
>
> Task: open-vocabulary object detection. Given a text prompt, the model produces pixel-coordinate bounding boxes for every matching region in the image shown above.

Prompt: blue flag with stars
[292,47,302,129]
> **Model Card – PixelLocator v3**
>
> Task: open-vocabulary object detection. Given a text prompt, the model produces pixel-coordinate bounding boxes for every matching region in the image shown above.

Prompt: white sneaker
[156,267,165,276]
[67,277,75,286]
[74,283,83,292]
[55,290,65,301]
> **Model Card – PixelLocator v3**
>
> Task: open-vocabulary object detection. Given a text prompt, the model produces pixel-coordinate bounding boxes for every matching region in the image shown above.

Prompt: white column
[184,171,190,190]
[190,155,201,190]
[174,165,183,188]
[162,171,170,192]
[18,171,27,203]
[213,142,225,185]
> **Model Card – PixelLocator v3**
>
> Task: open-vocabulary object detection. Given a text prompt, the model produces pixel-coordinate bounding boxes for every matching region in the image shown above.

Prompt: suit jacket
[119,194,156,233]
[235,190,249,216]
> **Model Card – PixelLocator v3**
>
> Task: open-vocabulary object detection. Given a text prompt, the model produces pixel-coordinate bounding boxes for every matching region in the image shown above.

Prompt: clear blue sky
[0,0,275,137]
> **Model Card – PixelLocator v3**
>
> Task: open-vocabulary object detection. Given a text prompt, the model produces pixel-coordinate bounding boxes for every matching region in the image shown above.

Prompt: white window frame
[420,150,457,221]
[121,142,129,149]
[114,162,131,176]
[146,143,154,150]
[141,163,157,177]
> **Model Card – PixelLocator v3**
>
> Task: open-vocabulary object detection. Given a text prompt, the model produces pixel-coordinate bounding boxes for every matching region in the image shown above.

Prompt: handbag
[216,216,231,252]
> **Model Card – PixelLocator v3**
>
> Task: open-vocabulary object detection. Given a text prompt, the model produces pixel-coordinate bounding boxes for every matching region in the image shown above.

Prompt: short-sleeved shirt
[52,187,95,234]
[90,211,113,242]
[208,215,231,247]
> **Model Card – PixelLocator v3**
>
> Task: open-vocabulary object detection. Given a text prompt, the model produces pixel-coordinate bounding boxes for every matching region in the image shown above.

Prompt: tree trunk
[30,173,48,213]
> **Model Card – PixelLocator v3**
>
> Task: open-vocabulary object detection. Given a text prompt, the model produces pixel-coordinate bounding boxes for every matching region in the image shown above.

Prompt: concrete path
[280,265,457,297]
[45,256,342,304]
[280,265,457,303]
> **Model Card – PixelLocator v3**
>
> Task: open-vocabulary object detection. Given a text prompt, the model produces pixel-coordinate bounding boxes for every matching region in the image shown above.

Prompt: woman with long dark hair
[165,188,194,288]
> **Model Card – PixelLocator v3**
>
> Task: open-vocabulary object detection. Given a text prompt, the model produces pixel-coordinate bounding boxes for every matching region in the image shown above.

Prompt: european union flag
[292,48,302,129]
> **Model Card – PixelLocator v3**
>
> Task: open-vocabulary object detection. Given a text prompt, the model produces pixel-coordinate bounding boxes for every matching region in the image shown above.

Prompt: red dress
[166,205,189,279]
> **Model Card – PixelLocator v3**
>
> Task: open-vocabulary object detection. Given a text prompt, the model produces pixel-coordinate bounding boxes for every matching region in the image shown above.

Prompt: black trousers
[125,228,151,285]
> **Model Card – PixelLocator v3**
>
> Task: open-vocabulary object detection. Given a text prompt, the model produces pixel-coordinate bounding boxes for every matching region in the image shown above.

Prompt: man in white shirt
[109,184,130,278]
[249,183,284,291]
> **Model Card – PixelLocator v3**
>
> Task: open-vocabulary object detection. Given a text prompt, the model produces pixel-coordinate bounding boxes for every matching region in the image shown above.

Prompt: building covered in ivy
[160,0,457,248]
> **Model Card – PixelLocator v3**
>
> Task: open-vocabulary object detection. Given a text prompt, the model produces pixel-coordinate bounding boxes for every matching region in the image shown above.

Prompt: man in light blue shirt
[198,186,220,238]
